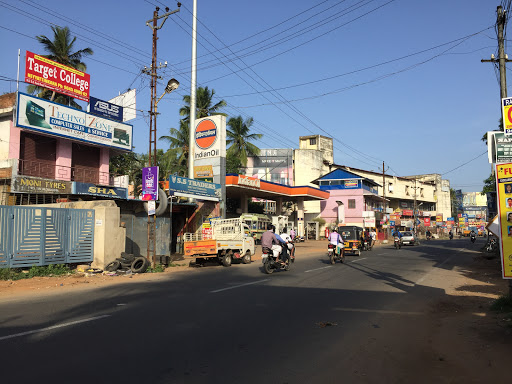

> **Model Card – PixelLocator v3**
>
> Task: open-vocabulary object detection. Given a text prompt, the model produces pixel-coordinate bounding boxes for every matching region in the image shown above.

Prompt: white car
[401,231,417,245]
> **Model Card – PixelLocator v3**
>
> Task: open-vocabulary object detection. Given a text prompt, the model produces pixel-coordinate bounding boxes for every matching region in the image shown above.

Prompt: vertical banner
[502,97,512,134]
[495,162,512,278]
[142,166,159,201]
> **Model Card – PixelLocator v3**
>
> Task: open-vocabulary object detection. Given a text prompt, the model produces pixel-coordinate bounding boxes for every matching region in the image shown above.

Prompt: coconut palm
[28,26,93,108]
[179,86,226,120]
[159,119,190,176]
[226,116,263,167]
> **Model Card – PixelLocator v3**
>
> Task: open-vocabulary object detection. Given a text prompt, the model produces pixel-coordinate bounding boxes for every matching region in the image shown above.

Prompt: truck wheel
[242,252,251,264]
[222,253,232,267]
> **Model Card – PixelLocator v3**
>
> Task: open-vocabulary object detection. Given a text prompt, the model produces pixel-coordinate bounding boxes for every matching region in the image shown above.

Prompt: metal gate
[0,206,94,268]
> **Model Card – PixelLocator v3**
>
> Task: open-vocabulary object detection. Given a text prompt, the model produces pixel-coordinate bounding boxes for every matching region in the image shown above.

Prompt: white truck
[183,218,255,267]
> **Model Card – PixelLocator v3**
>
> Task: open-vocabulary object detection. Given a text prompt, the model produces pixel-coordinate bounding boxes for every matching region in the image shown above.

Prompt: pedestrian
[370,229,376,248]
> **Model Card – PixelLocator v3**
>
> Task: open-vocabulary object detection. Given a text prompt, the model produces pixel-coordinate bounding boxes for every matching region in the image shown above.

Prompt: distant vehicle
[240,213,271,244]
[401,231,417,245]
[339,226,364,256]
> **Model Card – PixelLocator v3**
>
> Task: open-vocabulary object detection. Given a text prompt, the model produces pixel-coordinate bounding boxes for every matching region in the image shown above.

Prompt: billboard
[168,175,221,201]
[495,162,512,278]
[16,92,132,151]
[89,96,123,122]
[25,51,90,102]
[74,182,127,199]
[109,89,136,122]
[12,176,72,194]
[502,97,512,134]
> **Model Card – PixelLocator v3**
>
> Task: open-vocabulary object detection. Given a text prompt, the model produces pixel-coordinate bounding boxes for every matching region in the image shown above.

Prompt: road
[0,238,504,383]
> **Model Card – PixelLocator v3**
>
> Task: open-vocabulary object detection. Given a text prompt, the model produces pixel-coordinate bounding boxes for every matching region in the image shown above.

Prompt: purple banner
[142,166,158,201]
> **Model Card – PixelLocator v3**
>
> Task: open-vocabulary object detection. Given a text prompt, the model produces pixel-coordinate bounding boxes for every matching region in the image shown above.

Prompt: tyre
[242,252,251,264]
[105,260,121,272]
[340,254,345,263]
[330,254,335,265]
[263,260,274,274]
[222,253,232,267]
[120,252,135,262]
[116,258,132,268]
[131,257,149,273]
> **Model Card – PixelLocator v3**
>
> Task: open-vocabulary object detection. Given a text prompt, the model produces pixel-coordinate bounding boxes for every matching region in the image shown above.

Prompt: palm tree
[159,119,190,176]
[28,26,93,108]
[226,116,263,168]
[179,86,227,120]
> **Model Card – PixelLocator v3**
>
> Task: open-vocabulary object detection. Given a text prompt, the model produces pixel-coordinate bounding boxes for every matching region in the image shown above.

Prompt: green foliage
[313,217,326,226]
[0,264,72,280]
[179,86,227,120]
[490,295,512,313]
[226,152,243,174]
[145,264,166,273]
[159,119,190,177]
[226,115,263,167]
[481,172,496,195]
[248,201,264,214]
[109,152,145,187]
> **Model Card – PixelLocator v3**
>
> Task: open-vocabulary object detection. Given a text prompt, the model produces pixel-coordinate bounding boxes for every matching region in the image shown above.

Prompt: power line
[441,151,487,176]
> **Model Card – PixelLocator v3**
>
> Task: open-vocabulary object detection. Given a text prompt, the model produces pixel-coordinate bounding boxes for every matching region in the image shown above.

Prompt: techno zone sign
[195,118,220,159]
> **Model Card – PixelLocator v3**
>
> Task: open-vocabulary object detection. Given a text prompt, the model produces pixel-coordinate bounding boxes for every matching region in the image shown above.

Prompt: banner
[168,175,221,201]
[16,92,132,151]
[25,51,90,102]
[424,217,431,226]
[495,162,512,278]
[74,182,127,199]
[89,96,123,122]
[142,166,158,201]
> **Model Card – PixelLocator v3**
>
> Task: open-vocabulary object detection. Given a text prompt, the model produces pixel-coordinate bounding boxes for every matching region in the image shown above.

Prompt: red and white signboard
[25,51,90,102]
[424,217,431,226]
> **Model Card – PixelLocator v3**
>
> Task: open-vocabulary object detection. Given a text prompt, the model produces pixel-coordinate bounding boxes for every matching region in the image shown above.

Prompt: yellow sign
[495,162,512,278]
[194,165,213,182]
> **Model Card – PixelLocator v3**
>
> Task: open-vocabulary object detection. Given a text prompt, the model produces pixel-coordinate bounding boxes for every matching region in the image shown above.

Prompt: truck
[183,218,255,267]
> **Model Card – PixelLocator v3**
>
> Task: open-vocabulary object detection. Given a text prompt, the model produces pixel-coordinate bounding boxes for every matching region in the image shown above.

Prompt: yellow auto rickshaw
[339,226,364,256]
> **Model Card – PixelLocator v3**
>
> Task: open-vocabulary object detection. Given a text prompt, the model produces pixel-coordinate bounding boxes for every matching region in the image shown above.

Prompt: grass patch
[490,295,512,312]
[0,264,73,281]
[145,264,166,273]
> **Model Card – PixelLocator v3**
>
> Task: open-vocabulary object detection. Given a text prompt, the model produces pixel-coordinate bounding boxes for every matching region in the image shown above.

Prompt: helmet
[332,228,337,232]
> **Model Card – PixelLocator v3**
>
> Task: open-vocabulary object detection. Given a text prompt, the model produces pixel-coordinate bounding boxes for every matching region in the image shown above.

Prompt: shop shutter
[72,143,100,184]
[19,132,56,178]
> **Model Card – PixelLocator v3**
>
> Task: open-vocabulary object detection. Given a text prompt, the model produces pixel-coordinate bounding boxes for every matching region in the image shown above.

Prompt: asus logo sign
[95,101,119,114]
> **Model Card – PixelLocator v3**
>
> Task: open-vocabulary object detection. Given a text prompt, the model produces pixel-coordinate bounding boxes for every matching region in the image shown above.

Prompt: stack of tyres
[105,252,150,274]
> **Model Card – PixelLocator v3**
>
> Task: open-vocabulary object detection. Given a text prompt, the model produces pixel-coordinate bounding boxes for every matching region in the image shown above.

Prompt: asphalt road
[0,238,483,383]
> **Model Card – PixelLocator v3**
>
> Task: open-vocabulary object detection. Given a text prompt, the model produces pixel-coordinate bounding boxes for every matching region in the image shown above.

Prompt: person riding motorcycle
[280,227,294,260]
[273,226,289,265]
[261,224,282,262]
[449,230,453,239]
[426,229,432,240]
[392,228,402,245]
[328,228,344,256]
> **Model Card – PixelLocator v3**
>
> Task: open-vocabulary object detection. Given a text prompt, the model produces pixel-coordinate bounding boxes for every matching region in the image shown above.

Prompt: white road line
[350,257,367,263]
[333,307,423,315]
[304,266,332,273]
[0,315,111,342]
[210,279,269,293]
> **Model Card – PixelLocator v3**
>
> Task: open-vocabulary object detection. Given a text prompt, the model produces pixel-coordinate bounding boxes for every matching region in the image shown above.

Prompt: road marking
[333,307,423,315]
[210,279,269,293]
[350,257,367,263]
[0,315,111,341]
[304,266,332,273]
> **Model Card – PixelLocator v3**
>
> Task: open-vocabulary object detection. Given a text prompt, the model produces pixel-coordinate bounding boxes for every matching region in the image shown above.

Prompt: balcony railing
[18,159,126,188]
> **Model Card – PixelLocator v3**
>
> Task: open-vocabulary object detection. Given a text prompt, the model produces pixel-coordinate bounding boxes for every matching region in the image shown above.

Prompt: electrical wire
[441,151,488,176]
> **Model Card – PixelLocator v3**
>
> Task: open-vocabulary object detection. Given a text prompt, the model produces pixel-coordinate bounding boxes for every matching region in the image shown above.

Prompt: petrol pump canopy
[226,174,329,202]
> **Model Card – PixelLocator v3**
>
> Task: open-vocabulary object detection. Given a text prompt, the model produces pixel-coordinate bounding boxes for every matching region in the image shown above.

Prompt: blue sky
[0,0,506,192]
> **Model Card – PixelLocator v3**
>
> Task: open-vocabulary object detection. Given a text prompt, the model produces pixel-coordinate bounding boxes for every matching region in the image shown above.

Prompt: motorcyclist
[261,224,281,261]
[449,230,453,239]
[273,226,289,265]
[426,229,432,240]
[280,227,294,258]
[392,228,402,239]
[328,228,344,256]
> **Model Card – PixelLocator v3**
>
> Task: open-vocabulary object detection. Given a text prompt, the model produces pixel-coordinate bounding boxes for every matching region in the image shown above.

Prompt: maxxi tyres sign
[25,51,90,102]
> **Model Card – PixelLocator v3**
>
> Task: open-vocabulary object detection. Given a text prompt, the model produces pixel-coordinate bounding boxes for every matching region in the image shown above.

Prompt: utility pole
[144,4,180,265]
[482,5,512,297]
[382,161,387,239]
[481,6,511,106]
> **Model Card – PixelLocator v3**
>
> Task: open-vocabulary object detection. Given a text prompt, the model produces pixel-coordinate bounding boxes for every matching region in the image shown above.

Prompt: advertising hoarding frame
[494,162,512,279]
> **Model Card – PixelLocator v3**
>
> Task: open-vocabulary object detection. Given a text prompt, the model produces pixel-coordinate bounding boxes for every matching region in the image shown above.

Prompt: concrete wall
[320,189,365,227]
[37,200,125,269]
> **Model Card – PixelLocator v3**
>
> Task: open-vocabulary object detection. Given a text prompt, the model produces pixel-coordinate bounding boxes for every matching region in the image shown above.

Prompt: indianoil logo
[195,119,217,149]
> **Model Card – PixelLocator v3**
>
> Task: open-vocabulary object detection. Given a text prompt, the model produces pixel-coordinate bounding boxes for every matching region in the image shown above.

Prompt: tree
[226,116,263,168]
[159,119,190,176]
[28,26,93,108]
[109,152,145,193]
[482,173,496,194]
[179,86,227,120]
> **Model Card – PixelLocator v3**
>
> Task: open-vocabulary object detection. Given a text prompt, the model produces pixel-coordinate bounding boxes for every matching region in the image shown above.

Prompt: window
[309,138,316,145]
[348,199,356,209]
[405,185,410,195]
[420,188,424,197]
[388,182,393,193]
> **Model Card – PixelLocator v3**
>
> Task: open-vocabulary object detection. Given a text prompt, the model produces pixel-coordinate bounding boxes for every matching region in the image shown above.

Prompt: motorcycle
[470,233,476,243]
[362,238,372,251]
[262,244,290,274]
[394,236,402,249]
[426,233,432,241]
[449,233,453,240]
[327,243,345,264]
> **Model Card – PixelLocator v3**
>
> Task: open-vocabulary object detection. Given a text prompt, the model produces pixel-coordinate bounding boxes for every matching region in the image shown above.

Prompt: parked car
[401,231,417,245]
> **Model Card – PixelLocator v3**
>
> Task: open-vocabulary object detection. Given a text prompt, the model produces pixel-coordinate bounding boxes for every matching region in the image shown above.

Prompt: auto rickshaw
[339,226,364,256]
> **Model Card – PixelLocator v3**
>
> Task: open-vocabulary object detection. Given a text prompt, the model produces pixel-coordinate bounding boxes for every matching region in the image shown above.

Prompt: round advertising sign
[195,119,217,149]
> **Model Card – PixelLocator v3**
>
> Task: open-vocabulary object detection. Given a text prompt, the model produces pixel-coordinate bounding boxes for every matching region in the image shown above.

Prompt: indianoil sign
[25,51,91,102]
[495,162,512,278]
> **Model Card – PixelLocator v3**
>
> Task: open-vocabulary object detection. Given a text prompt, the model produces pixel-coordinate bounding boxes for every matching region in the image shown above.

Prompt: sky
[0,0,507,192]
